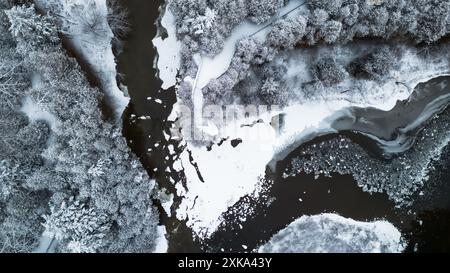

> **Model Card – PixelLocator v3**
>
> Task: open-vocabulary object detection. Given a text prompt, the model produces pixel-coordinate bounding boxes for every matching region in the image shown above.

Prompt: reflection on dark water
[405,209,450,253]
[117,1,450,253]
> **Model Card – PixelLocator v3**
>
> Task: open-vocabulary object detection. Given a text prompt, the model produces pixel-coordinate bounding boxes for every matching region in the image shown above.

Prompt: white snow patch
[157,188,174,217]
[33,234,57,253]
[172,159,183,172]
[152,7,182,90]
[168,144,175,155]
[258,213,404,253]
[21,96,59,132]
[153,225,169,253]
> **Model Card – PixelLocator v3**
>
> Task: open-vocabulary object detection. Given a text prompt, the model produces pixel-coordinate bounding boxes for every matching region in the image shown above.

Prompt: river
[116,0,450,253]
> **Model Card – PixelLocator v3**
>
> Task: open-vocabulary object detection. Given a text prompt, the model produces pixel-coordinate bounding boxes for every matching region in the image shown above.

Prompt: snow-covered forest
[1,0,450,254]
[171,0,450,106]
[0,0,160,253]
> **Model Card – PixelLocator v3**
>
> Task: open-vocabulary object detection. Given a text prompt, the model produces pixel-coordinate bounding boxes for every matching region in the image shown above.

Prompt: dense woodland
[170,0,450,106]
[0,0,159,253]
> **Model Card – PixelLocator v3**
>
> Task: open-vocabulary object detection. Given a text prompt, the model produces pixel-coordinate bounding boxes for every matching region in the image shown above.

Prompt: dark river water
[116,0,450,253]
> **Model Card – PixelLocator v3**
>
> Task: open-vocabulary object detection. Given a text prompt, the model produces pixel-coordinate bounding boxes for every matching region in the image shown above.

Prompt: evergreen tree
[4,4,58,52]
[43,200,110,253]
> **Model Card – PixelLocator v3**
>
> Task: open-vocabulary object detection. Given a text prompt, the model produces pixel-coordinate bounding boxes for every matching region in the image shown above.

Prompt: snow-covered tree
[341,4,359,26]
[347,47,397,80]
[319,20,342,43]
[309,8,329,26]
[252,63,290,106]
[235,37,267,64]
[246,0,284,24]
[171,0,207,21]
[303,0,450,45]
[312,57,346,86]
[411,0,450,44]
[259,77,288,106]
[212,0,247,35]
[0,1,160,253]
[181,6,217,38]
[43,199,110,253]
[87,158,111,177]
[0,7,13,45]
[0,160,20,200]
[268,16,307,49]
[0,229,37,253]
[0,48,26,111]
[307,0,343,18]
[0,189,49,253]
[203,7,216,30]
[15,121,50,149]
[4,4,58,52]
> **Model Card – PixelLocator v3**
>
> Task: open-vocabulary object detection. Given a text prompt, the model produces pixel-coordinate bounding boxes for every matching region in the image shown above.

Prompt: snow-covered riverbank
[173,48,449,238]
[154,0,450,239]
[35,0,129,119]
[258,213,405,253]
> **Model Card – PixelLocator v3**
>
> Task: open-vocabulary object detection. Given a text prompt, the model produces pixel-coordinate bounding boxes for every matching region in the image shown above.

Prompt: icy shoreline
[154,0,450,239]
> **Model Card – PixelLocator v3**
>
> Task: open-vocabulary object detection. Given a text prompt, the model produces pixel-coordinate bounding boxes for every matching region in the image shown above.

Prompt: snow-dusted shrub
[258,77,288,106]
[347,47,397,80]
[311,57,346,86]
